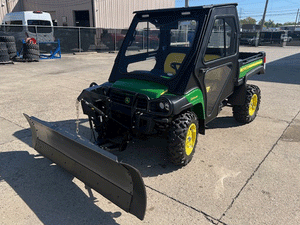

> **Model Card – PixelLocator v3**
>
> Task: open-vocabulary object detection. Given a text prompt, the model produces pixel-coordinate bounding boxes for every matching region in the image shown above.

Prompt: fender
[184,88,205,120]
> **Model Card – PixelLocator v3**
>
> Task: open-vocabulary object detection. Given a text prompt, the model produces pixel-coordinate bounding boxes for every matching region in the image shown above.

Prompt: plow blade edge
[24,114,146,220]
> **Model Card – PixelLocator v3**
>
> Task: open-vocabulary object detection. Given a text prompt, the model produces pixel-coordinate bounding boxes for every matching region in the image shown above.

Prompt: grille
[110,91,133,105]
[109,89,148,110]
[136,97,148,110]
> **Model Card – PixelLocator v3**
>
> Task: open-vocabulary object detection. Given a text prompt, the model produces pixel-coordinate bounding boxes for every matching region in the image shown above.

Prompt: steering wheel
[170,62,182,74]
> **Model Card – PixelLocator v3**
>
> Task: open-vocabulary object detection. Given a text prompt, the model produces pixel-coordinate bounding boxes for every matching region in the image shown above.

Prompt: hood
[112,79,168,99]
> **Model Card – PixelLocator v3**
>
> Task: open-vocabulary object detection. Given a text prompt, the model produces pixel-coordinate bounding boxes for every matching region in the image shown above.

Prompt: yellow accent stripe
[191,95,198,101]
[161,89,168,96]
[240,59,263,73]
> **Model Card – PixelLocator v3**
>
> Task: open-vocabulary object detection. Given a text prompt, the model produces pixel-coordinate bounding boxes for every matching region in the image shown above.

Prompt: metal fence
[287,31,300,46]
[0,25,196,54]
[240,30,300,47]
[1,25,299,55]
[0,25,129,53]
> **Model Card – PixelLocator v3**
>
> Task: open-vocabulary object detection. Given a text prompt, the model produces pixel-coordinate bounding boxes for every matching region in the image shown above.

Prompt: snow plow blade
[24,114,146,220]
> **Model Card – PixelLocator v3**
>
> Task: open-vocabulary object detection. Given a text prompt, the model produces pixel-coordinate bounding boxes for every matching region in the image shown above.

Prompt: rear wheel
[233,84,261,123]
[167,111,198,166]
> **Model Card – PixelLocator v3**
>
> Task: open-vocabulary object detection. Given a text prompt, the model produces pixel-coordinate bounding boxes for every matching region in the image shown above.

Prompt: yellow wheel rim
[249,94,258,116]
[185,123,197,156]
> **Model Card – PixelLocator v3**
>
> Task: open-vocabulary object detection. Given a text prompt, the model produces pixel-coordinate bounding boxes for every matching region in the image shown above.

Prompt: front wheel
[233,84,261,123]
[167,111,198,166]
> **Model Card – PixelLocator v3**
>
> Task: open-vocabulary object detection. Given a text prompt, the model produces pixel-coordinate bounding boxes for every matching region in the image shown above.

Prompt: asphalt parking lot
[1,46,300,225]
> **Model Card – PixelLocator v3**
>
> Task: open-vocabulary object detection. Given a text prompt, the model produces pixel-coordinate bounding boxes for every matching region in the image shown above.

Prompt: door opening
[74,10,90,27]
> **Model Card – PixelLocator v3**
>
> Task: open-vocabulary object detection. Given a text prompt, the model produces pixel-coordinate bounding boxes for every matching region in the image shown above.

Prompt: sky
[175,0,300,24]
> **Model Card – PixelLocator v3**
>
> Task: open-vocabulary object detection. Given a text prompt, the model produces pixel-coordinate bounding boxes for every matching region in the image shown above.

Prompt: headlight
[150,99,172,114]
[159,102,165,110]
[164,102,170,111]
[158,101,170,111]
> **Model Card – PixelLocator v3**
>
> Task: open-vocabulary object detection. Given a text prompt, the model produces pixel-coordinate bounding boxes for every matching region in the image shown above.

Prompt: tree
[283,22,296,25]
[240,17,257,25]
[264,19,275,28]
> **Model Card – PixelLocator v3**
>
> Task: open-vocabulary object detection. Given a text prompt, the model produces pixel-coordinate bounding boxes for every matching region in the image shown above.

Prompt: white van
[1,11,54,47]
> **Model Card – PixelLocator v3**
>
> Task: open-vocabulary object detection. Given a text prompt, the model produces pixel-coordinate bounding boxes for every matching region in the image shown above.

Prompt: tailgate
[238,51,266,81]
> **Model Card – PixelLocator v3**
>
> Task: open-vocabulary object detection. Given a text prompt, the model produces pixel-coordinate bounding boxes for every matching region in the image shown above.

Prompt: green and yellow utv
[25,3,266,220]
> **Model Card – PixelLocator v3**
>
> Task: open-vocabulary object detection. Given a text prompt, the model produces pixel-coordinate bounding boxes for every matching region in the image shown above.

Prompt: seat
[164,53,186,75]
[204,54,220,62]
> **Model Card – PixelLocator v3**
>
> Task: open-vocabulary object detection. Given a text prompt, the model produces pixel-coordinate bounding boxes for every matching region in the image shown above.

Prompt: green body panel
[184,89,205,119]
[112,79,168,99]
[239,59,263,78]
[112,79,205,119]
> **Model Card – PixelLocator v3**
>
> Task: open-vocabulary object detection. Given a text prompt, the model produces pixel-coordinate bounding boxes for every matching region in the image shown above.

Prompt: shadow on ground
[9,116,185,222]
[0,148,121,225]
[250,53,300,85]
[206,116,244,129]
[13,118,180,179]
[9,116,184,223]
[13,110,250,179]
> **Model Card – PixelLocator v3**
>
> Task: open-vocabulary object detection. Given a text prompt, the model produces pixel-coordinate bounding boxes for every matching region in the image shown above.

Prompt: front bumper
[78,85,171,134]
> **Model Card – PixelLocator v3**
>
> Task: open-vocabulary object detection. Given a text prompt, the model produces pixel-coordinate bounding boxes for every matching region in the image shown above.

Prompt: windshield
[119,18,198,79]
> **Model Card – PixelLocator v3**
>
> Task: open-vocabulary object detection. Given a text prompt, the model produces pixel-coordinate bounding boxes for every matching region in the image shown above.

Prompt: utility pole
[295,9,299,30]
[255,0,269,46]
[5,0,9,13]
[239,7,242,27]
[260,0,269,32]
[185,0,189,8]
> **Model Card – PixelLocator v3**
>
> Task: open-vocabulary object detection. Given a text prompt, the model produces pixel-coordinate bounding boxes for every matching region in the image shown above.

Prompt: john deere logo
[125,97,131,104]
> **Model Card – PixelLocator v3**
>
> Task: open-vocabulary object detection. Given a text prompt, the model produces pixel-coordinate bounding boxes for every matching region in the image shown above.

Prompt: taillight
[263,56,266,64]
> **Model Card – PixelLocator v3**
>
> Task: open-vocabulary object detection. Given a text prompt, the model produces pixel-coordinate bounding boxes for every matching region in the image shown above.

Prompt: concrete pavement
[0,46,299,224]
